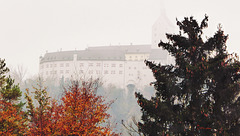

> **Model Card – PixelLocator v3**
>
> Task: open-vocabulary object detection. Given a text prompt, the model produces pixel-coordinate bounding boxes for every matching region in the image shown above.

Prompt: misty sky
[0,0,239,77]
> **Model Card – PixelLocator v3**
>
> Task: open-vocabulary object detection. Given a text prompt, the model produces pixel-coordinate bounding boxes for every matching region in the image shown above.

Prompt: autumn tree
[24,78,118,135]
[135,15,240,135]
[25,78,62,135]
[0,58,27,135]
[58,80,117,135]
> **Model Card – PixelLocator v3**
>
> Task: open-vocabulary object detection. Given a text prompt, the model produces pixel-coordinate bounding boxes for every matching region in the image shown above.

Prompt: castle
[39,45,173,90]
[39,13,174,91]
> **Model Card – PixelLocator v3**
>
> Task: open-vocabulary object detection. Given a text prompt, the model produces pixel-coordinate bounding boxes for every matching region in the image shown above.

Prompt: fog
[1,0,240,134]
[0,0,239,77]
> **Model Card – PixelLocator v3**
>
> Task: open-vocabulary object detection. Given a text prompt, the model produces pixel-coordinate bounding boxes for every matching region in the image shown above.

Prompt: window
[89,70,93,74]
[46,64,49,68]
[135,56,138,61]
[66,70,69,74]
[88,63,93,67]
[104,70,108,74]
[111,71,115,74]
[66,63,69,67]
[60,63,64,67]
[129,67,131,69]
[129,56,132,61]
[60,70,63,74]
[96,63,101,67]
[119,71,123,74]
[119,64,123,67]
[54,64,57,67]
[54,71,57,74]
[80,70,83,74]
[96,70,101,74]
[104,64,109,67]
[111,64,116,67]
[50,64,53,68]
[80,63,84,67]
[46,71,48,75]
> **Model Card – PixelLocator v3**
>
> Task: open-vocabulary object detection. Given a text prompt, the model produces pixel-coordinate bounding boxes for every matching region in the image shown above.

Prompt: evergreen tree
[135,15,240,135]
[0,58,27,135]
[0,58,22,105]
[0,59,9,88]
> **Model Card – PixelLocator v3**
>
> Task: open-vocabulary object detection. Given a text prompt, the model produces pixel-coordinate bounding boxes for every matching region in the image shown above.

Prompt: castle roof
[40,45,168,63]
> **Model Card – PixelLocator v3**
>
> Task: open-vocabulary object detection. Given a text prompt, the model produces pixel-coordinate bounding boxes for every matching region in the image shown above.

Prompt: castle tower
[151,1,175,49]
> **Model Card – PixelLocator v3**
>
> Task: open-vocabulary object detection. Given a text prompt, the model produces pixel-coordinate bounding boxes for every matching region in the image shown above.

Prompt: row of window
[41,63,124,69]
[41,63,70,69]
[45,70,69,75]
[126,55,149,61]
[82,63,123,68]
[41,65,149,73]
[87,70,123,75]
[128,55,145,59]
[44,70,124,75]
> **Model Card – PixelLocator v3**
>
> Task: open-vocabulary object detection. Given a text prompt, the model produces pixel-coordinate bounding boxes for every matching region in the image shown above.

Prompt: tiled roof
[40,45,168,63]
[87,44,151,53]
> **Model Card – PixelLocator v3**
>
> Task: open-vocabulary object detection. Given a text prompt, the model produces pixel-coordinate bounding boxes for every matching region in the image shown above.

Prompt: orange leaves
[24,81,117,135]
[192,46,196,52]
[58,82,115,135]
[1,80,118,135]
[0,100,27,135]
[155,101,158,109]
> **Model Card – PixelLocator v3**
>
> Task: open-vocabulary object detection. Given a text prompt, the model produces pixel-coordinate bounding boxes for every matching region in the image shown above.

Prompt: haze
[0,0,239,77]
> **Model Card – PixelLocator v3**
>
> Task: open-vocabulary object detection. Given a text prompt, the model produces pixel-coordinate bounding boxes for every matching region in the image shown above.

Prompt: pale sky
[0,0,239,77]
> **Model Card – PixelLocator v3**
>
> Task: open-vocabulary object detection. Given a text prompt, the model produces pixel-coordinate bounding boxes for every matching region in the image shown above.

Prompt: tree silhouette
[136,15,240,135]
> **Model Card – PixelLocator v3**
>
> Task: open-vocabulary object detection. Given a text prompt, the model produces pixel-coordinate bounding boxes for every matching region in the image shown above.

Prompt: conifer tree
[0,58,27,135]
[135,15,240,135]
[0,58,23,106]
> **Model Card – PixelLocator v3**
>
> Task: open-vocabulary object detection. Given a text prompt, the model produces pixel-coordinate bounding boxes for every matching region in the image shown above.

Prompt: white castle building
[39,13,175,90]
[39,45,173,90]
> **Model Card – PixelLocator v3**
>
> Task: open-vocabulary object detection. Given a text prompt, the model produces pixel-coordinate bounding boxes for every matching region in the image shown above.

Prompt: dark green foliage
[0,59,9,88]
[0,58,26,134]
[0,58,24,108]
[1,76,22,102]
[136,16,240,135]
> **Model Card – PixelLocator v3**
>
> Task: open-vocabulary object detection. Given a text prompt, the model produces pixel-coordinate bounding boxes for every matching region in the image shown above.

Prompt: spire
[151,0,175,49]
[159,0,166,17]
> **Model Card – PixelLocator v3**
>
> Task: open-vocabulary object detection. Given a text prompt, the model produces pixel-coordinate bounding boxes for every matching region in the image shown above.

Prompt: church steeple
[151,0,175,49]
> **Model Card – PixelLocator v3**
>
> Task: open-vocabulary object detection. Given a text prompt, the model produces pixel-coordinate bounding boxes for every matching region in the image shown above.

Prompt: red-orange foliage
[25,80,118,136]
[58,81,117,135]
[25,84,64,135]
[0,100,27,135]
[28,100,63,135]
